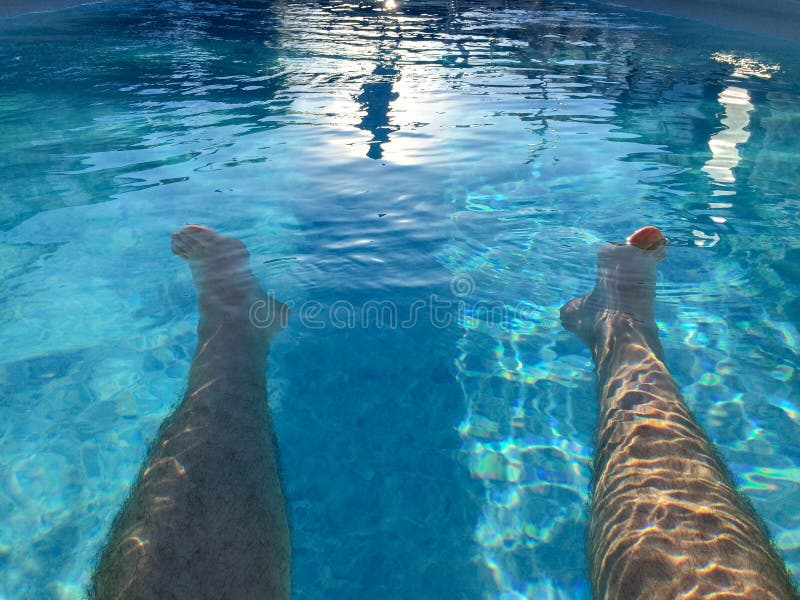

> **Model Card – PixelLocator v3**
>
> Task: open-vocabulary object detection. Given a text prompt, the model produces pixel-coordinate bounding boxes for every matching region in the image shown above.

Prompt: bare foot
[171,225,288,341]
[561,237,666,346]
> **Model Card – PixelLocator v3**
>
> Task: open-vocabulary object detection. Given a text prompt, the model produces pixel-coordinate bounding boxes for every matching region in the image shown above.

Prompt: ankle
[592,313,663,365]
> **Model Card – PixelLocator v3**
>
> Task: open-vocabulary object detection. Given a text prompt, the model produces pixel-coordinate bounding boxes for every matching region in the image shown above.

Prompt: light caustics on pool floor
[1,1,800,599]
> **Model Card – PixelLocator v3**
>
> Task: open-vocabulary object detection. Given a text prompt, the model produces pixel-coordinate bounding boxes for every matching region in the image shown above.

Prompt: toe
[171,231,193,257]
[181,224,215,235]
[180,224,217,247]
[173,230,201,251]
[172,225,226,259]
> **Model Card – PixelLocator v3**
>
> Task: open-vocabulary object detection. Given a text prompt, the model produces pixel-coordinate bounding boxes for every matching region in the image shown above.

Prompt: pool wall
[599,0,800,39]
[5,0,800,41]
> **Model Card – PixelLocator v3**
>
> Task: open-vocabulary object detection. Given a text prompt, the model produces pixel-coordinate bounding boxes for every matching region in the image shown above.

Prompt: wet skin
[91,225,290,600]
[561,238,798,599]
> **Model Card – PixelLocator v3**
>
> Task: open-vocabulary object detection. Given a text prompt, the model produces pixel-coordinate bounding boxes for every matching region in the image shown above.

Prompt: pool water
[1,0,799,598]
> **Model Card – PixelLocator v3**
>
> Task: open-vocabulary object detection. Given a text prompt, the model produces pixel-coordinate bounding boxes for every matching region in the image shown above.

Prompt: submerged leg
[91,225,291,599]
[561,235,797,599]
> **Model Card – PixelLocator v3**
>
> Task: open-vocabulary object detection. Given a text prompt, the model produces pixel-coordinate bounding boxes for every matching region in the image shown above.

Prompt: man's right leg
[561,236,797,599]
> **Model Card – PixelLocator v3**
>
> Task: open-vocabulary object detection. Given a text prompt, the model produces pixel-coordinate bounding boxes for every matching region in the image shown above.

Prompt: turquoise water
[1,0,799,597]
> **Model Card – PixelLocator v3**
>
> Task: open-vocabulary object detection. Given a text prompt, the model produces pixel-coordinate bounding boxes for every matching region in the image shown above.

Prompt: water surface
[1,1,799,598]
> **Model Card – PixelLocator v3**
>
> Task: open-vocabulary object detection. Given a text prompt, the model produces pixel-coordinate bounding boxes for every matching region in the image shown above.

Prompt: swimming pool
[1,0,798,597]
